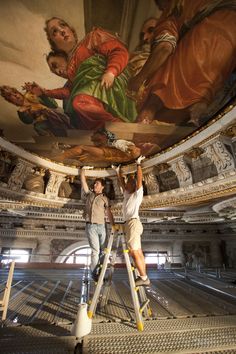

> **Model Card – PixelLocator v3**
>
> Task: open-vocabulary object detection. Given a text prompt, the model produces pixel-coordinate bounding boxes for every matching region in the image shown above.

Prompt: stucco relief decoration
[0,0,235,169]
[0,151,13,184]
[143,170,159,194]
[170,158,192,187]
[45,171,65,196]
[205,140,235,173]
[223,123,236,138]
[7,159,33,191]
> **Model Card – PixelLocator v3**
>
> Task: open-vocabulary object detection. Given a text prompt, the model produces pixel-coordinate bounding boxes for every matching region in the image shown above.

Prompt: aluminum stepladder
[87,225,152,331]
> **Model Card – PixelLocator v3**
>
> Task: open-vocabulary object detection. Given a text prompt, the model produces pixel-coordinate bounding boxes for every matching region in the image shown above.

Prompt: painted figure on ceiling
[128,17,159,78]
[51,127,160,166]
[128,0,236,127]
[27,17,137,131]
[52,128,141,166]
[0,85,71,137]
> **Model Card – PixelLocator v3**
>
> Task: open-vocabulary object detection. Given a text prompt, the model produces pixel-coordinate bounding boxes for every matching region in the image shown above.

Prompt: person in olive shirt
[80,166,115,281]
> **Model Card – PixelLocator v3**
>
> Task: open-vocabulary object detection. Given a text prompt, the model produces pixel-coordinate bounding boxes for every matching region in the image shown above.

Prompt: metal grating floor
[84,327,236,354]
[0,268,236,353]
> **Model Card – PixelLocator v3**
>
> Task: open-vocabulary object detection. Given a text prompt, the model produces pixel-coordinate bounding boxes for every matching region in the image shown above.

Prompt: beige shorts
[124,218,143,250]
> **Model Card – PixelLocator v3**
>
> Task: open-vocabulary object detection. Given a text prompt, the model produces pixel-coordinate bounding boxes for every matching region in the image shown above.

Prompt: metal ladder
[87,226,152,331]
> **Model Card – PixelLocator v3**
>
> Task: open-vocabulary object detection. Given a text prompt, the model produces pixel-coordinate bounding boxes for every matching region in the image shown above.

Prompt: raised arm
[136,155,145,190]
[136,165,143,190]
[80,166,93,194]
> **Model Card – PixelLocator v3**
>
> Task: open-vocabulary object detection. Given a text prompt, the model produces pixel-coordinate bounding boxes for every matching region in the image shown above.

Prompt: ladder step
[139,299,150,314]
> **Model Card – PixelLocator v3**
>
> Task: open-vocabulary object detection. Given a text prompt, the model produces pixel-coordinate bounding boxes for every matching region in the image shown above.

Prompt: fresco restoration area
[0,0,236,167]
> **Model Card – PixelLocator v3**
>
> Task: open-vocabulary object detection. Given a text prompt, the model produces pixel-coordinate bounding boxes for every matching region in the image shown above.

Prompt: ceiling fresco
[0,0,236,167]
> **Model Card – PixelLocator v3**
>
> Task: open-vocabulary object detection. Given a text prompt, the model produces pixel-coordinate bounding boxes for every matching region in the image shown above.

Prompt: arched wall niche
[55,240,89,263]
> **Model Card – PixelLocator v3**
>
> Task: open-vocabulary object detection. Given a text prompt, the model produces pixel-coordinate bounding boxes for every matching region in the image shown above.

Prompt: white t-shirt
[122,186,143,221]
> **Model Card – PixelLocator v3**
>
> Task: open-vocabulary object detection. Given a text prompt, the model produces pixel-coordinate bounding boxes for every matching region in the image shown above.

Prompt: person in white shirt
[113,156,150,286]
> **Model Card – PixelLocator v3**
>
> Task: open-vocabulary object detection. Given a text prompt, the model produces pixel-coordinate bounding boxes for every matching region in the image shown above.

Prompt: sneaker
[135,276,151,286]
[91,269,100,282]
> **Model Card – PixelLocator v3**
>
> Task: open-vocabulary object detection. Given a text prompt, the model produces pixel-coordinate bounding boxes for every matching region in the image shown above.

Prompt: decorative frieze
[0,228,86,239]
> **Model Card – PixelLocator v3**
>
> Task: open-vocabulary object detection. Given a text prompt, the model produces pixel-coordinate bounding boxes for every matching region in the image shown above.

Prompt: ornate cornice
[0,106,235,221]
[141,173,236,209]
[108,172,236,212]
[0,105,235,178]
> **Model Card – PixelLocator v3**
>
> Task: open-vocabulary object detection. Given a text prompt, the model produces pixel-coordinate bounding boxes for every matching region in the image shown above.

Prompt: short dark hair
[94,178,106,187]
[46,50,68,63]
[142,17,158,28]
[96,128,116,142]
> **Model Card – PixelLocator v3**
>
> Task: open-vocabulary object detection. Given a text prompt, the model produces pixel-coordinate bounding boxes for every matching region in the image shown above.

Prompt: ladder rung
[139,299,150,314]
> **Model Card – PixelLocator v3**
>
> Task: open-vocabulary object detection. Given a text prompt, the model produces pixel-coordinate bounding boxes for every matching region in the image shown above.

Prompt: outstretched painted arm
[23,81,71,100]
